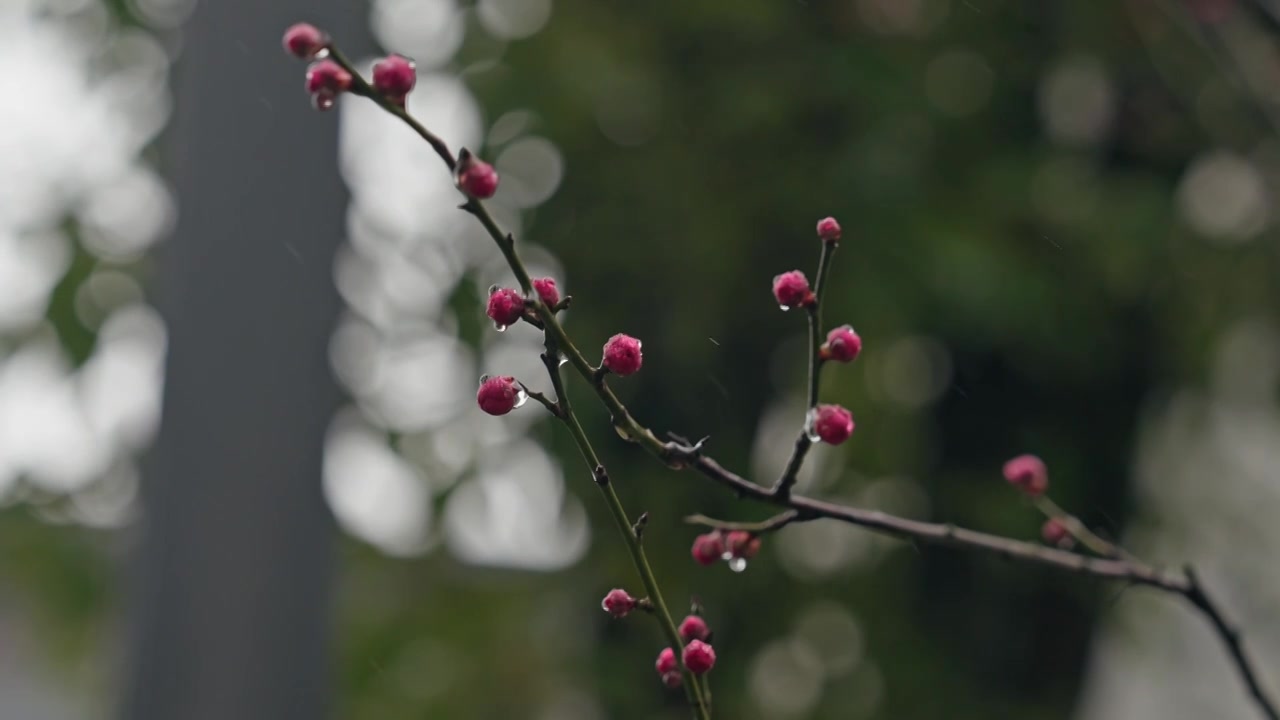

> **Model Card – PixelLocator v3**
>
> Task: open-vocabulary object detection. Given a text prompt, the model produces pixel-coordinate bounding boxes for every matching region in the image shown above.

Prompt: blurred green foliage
[5,1,1280,718]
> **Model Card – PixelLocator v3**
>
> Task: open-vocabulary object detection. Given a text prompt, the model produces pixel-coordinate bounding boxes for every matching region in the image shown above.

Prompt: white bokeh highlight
[326,11,583,567]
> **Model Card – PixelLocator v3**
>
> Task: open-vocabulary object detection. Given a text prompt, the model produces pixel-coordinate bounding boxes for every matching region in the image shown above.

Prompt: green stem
[542,341,712,719]
[771,240,837,498]
[1033,496,1128,559]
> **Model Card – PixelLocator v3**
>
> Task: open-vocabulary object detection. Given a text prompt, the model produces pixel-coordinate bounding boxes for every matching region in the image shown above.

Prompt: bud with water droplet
[601,588,637,618]
[304,59,351,111]
[476,375,524,416]
[486,287,525,330]
[819,324,862,363]
[773,270,815,310]
[456,149,500,199]
[808,404,854,445]
[725,530,761,560]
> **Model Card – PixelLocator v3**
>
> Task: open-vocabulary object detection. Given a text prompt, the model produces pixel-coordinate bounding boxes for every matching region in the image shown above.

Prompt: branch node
[592,465,610,487]
[633,511,649,541]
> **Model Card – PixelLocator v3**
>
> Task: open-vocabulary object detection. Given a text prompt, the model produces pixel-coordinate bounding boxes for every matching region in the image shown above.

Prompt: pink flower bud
[772,270,815,310]
[660,671,683,688]
[682,639,716,675]
[305,59,351,94]
[725,530,761,560]
[690,532,725,566]
[283,23,327,59]
[816,216,842,243]
[602,333,643,376]
[1042,518,1072,548]
[456,153,499,199]
[655,647,678,675]
[678,615,710,643]
[476,375,522,416]
[1003,454,1048,496]
[372,54,417,101]
[486,287,525,328]
[820,324,862,363]
[601,588,637,618]
[812,404,854,445]
[532,277,560,308]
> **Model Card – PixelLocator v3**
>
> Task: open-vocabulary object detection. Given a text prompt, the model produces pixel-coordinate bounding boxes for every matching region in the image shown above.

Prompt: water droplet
[728,557,748,573]
[803,408,820,443]
[779,304,791,312]
[487,284,501,295]
[313,47,331,59]
[557,354,569,367]
[311,91,335,111]
[479,374,491,385]
[513,387,529,409]
[721,550,734,561]
[493,322,507,332]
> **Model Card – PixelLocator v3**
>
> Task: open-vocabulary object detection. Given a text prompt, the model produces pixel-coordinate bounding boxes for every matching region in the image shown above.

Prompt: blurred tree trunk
[121,3,365,719]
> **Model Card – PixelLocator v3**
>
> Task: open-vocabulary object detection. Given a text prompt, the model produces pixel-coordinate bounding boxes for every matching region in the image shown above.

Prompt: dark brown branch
[676,446,1187,590]
[301,46,1280,720]
[1183,567,1280,720]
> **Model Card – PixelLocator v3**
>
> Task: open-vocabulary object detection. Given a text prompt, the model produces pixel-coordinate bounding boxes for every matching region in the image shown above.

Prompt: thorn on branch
[633,512,649,541]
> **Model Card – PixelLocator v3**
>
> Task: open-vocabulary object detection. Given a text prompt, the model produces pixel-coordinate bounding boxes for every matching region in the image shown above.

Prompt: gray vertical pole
[121,2,365,718]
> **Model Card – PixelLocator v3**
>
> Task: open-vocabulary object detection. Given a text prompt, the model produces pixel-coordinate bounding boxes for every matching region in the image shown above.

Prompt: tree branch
[770,239,835,500]
[305,47,1279,720]
[539,333,712,719]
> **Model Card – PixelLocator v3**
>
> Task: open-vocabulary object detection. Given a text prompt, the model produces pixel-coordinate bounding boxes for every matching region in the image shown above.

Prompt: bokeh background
[1,0,1279,718]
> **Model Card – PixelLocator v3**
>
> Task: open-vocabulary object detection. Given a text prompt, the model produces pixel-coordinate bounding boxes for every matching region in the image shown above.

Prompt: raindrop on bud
[513,387,529,409]
[479,374,491,385]
[488,284,501,295]
[728,557,748,573]
[803,408,820,443]
[493,322,507,332]
[779,305,791,312]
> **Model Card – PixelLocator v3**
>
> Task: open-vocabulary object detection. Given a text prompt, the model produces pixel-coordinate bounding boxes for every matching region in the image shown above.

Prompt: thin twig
[1033,496,1130,560]
[771,240,837,499]
[539,334,712,719]
[1184,567,1280,720]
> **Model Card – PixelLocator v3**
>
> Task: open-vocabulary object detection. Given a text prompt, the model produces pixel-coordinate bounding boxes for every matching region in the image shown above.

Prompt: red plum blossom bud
[602,333,643,376]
